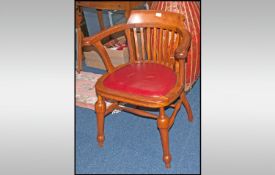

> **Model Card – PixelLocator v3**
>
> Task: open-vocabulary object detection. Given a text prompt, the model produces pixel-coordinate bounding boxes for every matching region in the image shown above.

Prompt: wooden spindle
[169,31,175,57]
[153,27,157,62]
[140,28,146,61]
[125,29,135,63]
[173,33,180,70]
[158,28,163,64]
[146,27,151,61]
[164,30,169,66]
[133,28,140,61]
[169,31,175,68]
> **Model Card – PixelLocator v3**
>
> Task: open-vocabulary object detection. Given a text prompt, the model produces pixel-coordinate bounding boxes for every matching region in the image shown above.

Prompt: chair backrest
[125,10,186,70]
[127,10,185,30]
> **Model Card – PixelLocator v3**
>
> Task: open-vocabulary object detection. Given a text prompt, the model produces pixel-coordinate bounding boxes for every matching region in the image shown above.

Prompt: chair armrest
[81,24,129,72]
[82,24,127,47]
[174,30,192,61]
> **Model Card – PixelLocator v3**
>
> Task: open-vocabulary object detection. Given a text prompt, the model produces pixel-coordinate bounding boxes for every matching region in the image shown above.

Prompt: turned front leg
[157,107,172,168]
[95,95,106,147]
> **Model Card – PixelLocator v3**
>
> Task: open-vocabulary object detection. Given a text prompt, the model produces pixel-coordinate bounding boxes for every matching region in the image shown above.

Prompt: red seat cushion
[103,63,177,97]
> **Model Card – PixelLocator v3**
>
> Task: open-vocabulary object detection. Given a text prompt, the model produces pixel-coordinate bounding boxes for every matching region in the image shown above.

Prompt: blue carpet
[76,64,200,174]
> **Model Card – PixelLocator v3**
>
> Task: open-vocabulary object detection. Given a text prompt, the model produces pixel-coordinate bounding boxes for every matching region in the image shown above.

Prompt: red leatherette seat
[103,63,177,97]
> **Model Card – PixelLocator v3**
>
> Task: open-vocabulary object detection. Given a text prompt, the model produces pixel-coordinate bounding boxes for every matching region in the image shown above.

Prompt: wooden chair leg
[181,92,193,122]
[76,27,83,73]
[157,107,172,168]
[95,95,106,147]
[76,52,82,73]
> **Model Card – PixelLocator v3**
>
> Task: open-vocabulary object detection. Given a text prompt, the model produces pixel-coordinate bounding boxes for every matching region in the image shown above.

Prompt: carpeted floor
[76,64,200,174]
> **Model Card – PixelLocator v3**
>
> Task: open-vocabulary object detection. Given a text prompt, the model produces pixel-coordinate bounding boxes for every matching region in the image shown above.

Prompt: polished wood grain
[81,10,193,168]
[76,1,144,12]
[140,28,146,60]
[95,95,106,147]
[158,107,172,168]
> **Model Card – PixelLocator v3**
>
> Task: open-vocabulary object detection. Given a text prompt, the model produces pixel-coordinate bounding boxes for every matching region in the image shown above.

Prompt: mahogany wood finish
[95,95,106,147]
[82,10,193,168]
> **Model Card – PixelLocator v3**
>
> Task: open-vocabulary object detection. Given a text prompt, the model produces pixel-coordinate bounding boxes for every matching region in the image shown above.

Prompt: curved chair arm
[174,30,192,61]
[82,24,128,47]
[81,24,129,72]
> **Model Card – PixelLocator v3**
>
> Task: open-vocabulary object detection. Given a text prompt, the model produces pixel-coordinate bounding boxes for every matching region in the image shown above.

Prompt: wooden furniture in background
[76,5,84,73]
[76,1,145,73]
[76,1,145,31]
[82,10,193,168]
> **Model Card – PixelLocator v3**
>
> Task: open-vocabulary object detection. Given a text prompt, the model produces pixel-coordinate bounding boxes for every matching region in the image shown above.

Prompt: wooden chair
[82,10,193,168]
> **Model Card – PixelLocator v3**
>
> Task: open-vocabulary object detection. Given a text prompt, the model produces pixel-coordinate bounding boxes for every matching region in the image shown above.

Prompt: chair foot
[97,135,104,148]
[76,68,81,74]
[95,95,106,147]
[158,108,172,168]
[163,155,171,168]
[181,93,193,122]
[98,143,104,148]
[165,164,171,169]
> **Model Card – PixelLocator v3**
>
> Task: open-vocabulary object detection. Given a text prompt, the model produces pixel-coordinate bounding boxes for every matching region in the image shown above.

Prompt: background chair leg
[76,55,82,73]
[95,95,106,147]
[181,93,193,122]
[157,108,172,168]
